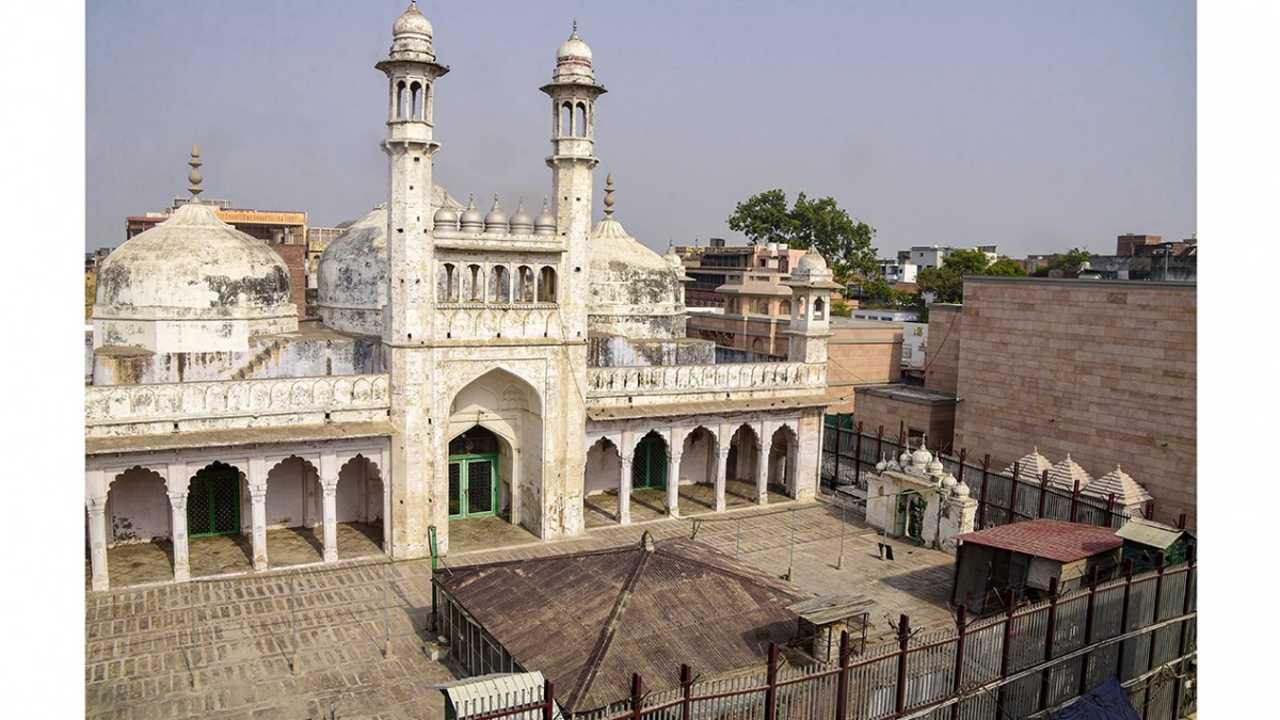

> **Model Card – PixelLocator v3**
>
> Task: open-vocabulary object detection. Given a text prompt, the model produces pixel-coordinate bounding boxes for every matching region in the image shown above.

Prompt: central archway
[446,369,543,537]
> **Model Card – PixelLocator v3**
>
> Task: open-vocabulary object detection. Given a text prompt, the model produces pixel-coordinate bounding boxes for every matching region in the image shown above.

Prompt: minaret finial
[187,144,203,200]
[571,18,578,36]
[603,173,615,218]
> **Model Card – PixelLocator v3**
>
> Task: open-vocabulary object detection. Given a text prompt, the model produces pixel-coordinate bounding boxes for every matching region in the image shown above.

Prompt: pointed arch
[680,425,719,486]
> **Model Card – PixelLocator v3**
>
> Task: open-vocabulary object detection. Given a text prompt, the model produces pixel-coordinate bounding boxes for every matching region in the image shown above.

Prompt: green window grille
[187,465,241,538]
[631,435,668,490]
[448,454,498,519]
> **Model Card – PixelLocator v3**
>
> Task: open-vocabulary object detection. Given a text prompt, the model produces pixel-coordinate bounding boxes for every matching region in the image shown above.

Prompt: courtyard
[86,498,956,720]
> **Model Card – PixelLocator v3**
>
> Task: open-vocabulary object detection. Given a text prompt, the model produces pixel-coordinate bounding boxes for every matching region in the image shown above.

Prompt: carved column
[320,452,339,563]
[248,457,269,571]
[756,429,769,504]
[715,447,730,513]
[167,491,191,582]
[618,452,633,525]
[86,495,110,592]
[667,451,682,517]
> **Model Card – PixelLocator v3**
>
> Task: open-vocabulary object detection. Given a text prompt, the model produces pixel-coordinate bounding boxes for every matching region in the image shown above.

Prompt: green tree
[1049,248,1092,277]
[915,249,1027,302]
[726,189,877,282]
[984,257,1028,276]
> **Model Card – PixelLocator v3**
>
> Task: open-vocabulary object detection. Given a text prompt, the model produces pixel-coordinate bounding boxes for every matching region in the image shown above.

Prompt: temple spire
[187,144,203,200]
[603,173,616,218]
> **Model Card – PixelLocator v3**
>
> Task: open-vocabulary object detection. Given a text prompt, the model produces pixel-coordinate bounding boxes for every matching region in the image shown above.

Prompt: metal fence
[820,416,1167,530]
[447,561,1196,720]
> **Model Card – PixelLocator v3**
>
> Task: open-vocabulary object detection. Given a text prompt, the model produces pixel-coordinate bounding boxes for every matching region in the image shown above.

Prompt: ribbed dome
[434,204,459,230]
[483,196,509,233]
[534,196,556,235]
[96,203,293,320]
[510,198,534,233]
[459,195,484,232]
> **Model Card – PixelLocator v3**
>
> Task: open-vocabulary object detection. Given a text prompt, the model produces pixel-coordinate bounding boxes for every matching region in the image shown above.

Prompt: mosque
[84,2,835,591]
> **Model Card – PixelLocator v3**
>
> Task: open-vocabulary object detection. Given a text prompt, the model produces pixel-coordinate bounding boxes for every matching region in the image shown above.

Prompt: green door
[187,464,241,538]
[448,453,498,519]
[631,435,668,490]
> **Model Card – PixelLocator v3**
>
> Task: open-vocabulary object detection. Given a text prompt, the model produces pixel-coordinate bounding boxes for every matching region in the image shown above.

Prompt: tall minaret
[541,21,606,340]
[376,2,448,559]
[783,253,842,365]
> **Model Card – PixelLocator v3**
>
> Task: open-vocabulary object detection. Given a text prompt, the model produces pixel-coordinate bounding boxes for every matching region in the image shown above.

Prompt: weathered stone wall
[587,335,716,368]
[952,278,1196,524]
[924,304,962,394]
[853,390,956,450]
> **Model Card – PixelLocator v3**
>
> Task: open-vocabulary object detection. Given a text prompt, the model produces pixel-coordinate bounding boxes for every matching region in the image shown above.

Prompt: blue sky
[86,0,1195,257]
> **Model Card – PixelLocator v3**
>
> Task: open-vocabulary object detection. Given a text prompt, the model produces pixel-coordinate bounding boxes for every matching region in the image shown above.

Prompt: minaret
[783,253,842,364]
[376,2,448,559]
[541,21,606,340]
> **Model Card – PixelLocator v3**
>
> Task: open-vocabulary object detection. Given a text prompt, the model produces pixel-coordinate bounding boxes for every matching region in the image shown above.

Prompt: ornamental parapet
[586,362,826,405]
[85,374,390,438]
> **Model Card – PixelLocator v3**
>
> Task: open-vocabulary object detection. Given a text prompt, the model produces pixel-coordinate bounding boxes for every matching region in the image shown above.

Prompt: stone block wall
[952,278,1196,524]
[853,389,956,451]
[270,244,308,321]
[924,304,962,394]
[825,322,904,413]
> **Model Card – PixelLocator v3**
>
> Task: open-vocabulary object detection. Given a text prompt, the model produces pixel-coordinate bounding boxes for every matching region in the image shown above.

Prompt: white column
[168,492,191,582]
[320,452,339,563]
[667,451,682,517]
[756,433,769,504]
[715,448,729,513]
[618,452,633,525]
[248,457,268,571]
[381,445,392,556]
[87,496,110,592]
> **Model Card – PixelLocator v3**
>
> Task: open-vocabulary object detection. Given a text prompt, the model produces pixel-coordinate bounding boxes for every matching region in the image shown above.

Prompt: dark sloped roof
[956,519,1122,563]
[436,537,806,712]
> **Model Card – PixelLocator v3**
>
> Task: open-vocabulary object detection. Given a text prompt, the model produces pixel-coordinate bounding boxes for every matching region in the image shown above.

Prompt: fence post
[1106,494,1117,527]
[1142,552,1168,718]
[894,614,911,716]
[1172,548,1196,720]
[1037,470,1049,519]
[1078,566,1100,696]
[680,664,693,720]
[995,590,1016,720]
[764,643,779,720]
[977,455,991,528]
[1070,480,1081,522]
[950,606,967,720]
[1008,469,1021,523]
[956,449,967,487]
[876,425,885,467]
[1038,577,1061,711]
[1117,559,1135,680]
[542,679,555,720]
[631,673,643,720]
[853,421,864,488]
[835,630,851,720]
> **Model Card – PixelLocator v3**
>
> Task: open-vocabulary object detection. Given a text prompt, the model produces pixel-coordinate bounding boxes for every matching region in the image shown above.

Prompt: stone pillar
[715,447,730,513]
[618,452,633,525]
[86,496,109,592]
[756,433,769,504]
[667,451,682,517]
[168,492,191,582]
[248,457,269,571]
[320,452,339,563]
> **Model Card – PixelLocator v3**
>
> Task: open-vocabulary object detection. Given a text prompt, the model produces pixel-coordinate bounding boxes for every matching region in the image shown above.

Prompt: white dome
[558,34,592,62]
[393,1,433,39]
[93,202,297,352]
[797,252,828,272]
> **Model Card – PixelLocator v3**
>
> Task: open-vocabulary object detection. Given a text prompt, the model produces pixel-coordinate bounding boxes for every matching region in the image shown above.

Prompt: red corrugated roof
[957,519,1122,563]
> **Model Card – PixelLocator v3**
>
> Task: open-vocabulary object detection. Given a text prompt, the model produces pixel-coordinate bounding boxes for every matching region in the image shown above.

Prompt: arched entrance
[337,454,385,557]
[727,424,762,503]
[265,456,322,567]
[448,426,501,520]
[93,466,174,587]
[188,462,242,538]
[768,426,799,498]
[632,431,668,491]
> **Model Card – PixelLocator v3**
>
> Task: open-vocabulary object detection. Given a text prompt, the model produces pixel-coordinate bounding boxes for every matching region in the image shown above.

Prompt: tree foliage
[1049,248,1092,277]
[985,258,1028,276]
[915,249,1025,303]
[727,189,877,282]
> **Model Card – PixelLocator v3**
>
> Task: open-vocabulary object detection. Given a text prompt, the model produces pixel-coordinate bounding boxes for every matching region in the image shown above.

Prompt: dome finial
[187,144,203,200]
[571,18,579,38]
[603,173,616,218]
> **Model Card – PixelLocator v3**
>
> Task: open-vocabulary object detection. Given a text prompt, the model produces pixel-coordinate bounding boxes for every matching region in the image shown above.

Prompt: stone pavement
[86,498,955,719]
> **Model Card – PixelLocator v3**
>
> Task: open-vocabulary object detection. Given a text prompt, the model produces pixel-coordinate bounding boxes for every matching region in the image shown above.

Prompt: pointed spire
[571,18,579,38]
[603,173,616,218]
[187,144,203,200]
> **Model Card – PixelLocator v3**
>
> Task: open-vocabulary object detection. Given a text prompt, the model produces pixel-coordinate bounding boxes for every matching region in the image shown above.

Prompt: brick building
[951,277,1196,524]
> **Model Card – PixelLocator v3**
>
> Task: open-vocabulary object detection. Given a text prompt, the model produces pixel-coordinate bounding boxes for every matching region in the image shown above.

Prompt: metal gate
[631,434,667,489]
[448,454,498,519]
[187,464,241,537]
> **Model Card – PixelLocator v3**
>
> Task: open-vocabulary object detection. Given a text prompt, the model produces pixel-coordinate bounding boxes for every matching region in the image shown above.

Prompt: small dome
[874,455,888,473]
[534,196,556,235]
[911,441,933,470]
[898,444,913,468]
[393,1,433,39]
[797,252,828,272]
[927,454,945,477]
[484,195,508,233]
[460,194,484,232]
[510,198,534,233]
[552,23,597,84]
[954,481,971,498]
[433,204,459,230]
[941,471,957,489]
[558,32,593,63]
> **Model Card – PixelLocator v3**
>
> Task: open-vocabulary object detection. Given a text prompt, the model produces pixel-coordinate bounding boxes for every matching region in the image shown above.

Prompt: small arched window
[439,263,459,302]
[813,297,826,320]
[490,265,511,303]
[575,103,588,137]
[397,81,409,121]
[780,300,792,316]
[798,296,807,316]
[410,81,423,120]
[537,267,557,302]
[468,264,484,302]
[560,102,573,137]
[517,266,535,302]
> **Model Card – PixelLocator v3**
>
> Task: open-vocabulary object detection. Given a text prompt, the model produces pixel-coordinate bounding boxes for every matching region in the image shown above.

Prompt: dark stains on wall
[204,266,290,309]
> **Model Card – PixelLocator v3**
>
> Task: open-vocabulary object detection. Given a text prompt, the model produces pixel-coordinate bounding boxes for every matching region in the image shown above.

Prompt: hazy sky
[86,0,1195,257]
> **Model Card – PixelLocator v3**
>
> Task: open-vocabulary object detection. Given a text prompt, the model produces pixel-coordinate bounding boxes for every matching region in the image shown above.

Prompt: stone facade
[852,385,957,451]
[951,277,1196,524]
[923,303,962,394]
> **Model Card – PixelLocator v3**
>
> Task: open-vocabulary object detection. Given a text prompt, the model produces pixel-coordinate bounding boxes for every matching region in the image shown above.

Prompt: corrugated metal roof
[1114,518,1191,549]
[437,672,563,720]
[436,537,806,713]
[956,519,1122,563]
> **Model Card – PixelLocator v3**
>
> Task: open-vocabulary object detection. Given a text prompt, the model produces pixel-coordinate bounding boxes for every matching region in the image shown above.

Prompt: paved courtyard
[87,498,956,719]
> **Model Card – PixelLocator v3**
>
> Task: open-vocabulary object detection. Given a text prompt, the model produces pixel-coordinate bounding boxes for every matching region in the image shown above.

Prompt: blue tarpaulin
[1050,677,1140,720]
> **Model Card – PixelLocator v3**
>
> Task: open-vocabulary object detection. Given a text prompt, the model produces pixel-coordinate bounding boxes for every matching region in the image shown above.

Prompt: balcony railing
[586,362,825,399]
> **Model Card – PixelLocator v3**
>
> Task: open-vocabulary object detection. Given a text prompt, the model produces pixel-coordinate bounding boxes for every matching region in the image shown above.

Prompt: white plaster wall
[337,456,383,524]
[267,457,320,529]
[108,467,170,545]
[680,429,716,485]
[585,440,620,495]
